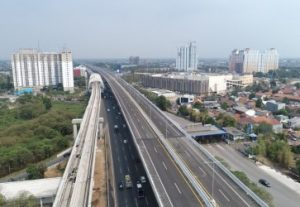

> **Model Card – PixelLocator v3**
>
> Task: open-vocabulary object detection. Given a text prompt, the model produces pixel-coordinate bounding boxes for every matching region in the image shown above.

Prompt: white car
[123,139,128,144]
[140,176,146,183]
[107,108,110,112]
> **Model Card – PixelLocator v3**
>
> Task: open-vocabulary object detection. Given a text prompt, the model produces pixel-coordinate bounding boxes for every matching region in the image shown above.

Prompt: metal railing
[119,78,269,207]
[113,76,215,207]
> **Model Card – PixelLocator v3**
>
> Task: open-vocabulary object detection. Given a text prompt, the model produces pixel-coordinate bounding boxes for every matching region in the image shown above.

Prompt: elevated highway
[92,66,269,207]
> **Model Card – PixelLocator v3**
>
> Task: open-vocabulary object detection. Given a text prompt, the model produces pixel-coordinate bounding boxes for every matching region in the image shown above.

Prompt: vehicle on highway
[107,108,110,112]
[118,181,124,190]
[140,176,146,183]
[123,139,128,144]
[137,182,144,198]
[259,179,271,187]
[125,174,133,189]
[114,125,119,132]
[122,124,126,128]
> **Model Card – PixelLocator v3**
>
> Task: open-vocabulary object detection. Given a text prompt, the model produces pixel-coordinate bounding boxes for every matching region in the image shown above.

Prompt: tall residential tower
[11,49,74,92]
[229,48,278,74]
[176,42,197,71]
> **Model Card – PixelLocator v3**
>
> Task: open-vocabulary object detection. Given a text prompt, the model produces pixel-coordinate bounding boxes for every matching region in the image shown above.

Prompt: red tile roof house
[238,116,283,134]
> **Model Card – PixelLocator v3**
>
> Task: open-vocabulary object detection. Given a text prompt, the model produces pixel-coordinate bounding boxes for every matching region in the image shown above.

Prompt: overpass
[53,73,103,207]
[91,66,269,207]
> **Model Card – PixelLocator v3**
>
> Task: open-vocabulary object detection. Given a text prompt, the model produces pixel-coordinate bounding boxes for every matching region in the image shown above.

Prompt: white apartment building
[11,49,74,92]
[229,48,279,74]
[176,42,197,71]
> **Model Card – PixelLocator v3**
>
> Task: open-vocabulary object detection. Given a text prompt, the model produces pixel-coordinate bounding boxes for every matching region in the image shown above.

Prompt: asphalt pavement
[118,78,259,207]
[98,70,205,207]
[102,84,158,207]
[205,143,300,207]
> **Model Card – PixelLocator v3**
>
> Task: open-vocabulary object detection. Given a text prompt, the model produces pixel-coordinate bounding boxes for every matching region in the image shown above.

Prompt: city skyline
[1,0,300,59]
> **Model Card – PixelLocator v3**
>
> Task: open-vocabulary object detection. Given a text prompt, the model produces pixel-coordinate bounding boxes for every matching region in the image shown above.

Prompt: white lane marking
[174,183,182,194]
[119,168,122,174]
[219,189,230,202]
[154,147,158,153]
[216,144,225,151]
[145,197,149,206]
[186,142,251,206]
[117,155,120,162]
[162,161,168,170]
[198,166,207,176]
[124,155,128,162]
[135,164,138,172]
[127,166,130,173]
[112,79,174,207]
[125,198,129,207]
[142,125,145,129]
[134,198,138,207]
[122,146,125,152]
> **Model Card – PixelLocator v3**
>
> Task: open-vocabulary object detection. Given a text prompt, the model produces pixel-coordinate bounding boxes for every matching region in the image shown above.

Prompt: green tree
[8,192,39,207]
[294,83,300,89]
[216,113,236,127]
[248,93,256,100]
[42,97,52,110]
[26,164,46,180]
[255,98,263,108]
[256,138,267,156]
[155,95,170,111]
[178,105,189,116]
[0,193,6,206]
[282,97,290,104]
[270,80,277,88]
[255,123,273,135]
[220,102,229,110]
[296,160,300,175]
[193,101,203,110]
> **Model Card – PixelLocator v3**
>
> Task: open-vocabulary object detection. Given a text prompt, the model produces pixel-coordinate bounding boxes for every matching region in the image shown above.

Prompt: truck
[125,175,132,189]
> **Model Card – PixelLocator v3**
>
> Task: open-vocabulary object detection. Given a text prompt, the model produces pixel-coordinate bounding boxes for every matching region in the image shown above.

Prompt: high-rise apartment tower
[229,48,278,74]
[176,42,197,71]
[11,49,74,92]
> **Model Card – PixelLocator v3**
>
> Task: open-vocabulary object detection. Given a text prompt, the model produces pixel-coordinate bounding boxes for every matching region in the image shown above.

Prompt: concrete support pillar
[72,118,82,140]
[73,124,78,140]
[98,117,104,139]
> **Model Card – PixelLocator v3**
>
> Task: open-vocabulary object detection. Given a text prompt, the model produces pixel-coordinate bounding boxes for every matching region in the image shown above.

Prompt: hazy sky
[0,0,300,59]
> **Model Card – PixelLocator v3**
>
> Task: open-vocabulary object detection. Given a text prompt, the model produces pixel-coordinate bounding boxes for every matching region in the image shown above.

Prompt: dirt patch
[92,138,107,207]
[44,161,67,178]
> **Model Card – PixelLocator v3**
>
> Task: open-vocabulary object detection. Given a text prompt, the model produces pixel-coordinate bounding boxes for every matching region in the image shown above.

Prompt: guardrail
[119,78,269,207]
[114,76,215,207]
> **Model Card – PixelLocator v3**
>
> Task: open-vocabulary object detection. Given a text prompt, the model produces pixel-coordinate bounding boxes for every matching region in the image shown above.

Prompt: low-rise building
[265,100,285,112]
[224,127,245,141]
[239,116,283,133]
[178,94,194,105]
[227,74,253,89]
[184,124,227,143]
[73,65,87,78]
[289,117,300,129]
[138,72,233,95]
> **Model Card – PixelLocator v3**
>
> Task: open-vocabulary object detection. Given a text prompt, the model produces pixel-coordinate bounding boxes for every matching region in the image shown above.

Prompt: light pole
[211,161,215,199]
[165,120,168,139]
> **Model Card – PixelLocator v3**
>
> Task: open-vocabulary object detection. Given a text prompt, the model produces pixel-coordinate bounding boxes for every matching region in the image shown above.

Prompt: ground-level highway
[205,143,300,207]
